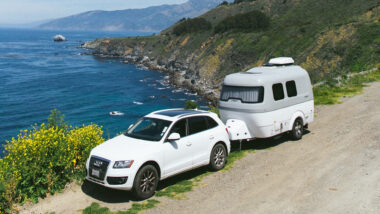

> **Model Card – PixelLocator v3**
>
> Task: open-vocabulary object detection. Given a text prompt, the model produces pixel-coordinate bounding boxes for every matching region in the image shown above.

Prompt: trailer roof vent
[266,57,294,66]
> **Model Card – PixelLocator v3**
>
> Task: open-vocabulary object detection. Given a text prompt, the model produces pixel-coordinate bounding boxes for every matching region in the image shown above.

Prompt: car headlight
[113,160,134,168]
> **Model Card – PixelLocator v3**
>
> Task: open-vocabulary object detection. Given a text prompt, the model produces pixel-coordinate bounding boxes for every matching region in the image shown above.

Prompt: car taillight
[225,128,229,134]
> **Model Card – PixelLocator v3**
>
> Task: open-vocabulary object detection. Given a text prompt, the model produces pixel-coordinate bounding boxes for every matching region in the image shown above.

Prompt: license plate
[91,169,100,177]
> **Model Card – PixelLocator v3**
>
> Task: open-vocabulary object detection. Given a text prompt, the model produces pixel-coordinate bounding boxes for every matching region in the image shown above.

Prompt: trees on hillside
[214,10,269,33]
[173,18,212,36]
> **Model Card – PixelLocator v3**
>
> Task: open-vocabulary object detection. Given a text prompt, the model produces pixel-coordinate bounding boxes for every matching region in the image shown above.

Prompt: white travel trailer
[219,57,314,140]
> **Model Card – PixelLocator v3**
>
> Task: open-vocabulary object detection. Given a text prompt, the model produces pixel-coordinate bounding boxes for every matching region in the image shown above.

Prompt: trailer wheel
[291,118,304,140]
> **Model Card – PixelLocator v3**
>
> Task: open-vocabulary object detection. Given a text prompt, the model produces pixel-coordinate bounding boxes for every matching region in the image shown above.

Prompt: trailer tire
[291,118,303,140]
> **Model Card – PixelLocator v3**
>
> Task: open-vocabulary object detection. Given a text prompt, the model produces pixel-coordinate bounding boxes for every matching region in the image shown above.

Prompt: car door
[162,118,193,176]
[187,116,212,166]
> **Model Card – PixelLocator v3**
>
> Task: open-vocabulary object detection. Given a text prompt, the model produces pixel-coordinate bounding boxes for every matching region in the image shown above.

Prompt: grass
[154,150,250,199]
[222,149,255,172]
[314,70,380,105]
[82,200,159,214]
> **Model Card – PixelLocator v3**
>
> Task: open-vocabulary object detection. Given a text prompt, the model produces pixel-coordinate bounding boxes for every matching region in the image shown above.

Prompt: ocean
[0,28,205,148]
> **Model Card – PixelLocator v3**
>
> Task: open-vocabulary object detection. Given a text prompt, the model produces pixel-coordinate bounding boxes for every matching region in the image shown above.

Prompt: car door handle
[186,143,192,147]
[209,136,214,140]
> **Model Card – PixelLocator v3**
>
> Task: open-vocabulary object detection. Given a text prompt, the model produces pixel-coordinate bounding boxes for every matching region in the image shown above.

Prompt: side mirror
[167,133,180,141]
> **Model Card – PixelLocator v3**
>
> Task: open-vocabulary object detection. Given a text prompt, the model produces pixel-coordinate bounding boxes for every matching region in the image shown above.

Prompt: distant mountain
[39,0,230,32]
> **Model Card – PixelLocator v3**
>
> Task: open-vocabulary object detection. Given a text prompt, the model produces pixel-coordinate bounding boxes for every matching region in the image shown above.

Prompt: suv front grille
[89,156,110,181]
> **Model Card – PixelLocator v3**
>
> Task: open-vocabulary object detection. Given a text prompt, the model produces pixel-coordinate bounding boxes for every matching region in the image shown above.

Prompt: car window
[206,116,218,129]
[169,119,187,137]
[188,116,208,135]
[286,80,297,97]
[125,117,171,141]
[272,83,284,101]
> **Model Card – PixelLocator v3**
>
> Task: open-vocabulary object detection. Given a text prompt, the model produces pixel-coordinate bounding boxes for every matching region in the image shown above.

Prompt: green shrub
[219,1,229,6]
[173,18,212,36]
[209,106,220,117]
[185,100,198,109]
[0,110,104,212]
[233,0,256,4]
[214,10,269,33]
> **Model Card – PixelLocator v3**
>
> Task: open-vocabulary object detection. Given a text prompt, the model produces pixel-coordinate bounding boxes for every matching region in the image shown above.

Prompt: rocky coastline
[82,40,220,106]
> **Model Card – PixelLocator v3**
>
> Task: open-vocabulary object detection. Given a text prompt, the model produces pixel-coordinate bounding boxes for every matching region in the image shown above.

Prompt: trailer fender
[288,111,305,131]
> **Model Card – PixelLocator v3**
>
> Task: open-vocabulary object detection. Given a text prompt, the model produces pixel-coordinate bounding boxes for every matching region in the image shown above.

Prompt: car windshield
[125,117,172,141]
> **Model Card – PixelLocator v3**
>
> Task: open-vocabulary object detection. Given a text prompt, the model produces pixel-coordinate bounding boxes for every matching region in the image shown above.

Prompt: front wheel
[209,144,227,171]
[132,165,159,200]
[291,118,304,140]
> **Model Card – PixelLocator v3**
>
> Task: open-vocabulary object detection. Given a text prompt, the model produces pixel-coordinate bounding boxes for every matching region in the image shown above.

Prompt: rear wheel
[209,144,227,171]
[132,165,158,200]
[291,118,304,140]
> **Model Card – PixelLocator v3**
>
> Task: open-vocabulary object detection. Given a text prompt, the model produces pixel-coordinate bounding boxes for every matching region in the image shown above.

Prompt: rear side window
[272,83,284,101]
[206,116,218,129]
[286,81,297,97]
[220,85,264,103]
[188,116,208,135]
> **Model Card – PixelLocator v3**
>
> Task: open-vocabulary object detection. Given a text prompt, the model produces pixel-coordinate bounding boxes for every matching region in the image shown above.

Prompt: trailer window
[272,83,284,101]
[286,81,297,97]
[220,86,264,103]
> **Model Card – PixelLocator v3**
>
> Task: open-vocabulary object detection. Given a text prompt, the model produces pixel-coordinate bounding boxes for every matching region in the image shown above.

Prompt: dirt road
[21,82,380,214]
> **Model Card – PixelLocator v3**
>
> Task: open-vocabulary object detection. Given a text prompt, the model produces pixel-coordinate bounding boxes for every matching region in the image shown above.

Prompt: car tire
[132,165,159,200]
[291,118,304,140]
[209,143,227,171]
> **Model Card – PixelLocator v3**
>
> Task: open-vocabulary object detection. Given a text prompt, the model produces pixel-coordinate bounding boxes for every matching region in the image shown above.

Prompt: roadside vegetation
[0,109,104,213]
[83,200,159,214]
[314,69,380,105]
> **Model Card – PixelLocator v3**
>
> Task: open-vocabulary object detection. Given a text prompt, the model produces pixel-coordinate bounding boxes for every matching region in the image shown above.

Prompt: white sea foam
[133,101,143,105]
[172,88,184,93]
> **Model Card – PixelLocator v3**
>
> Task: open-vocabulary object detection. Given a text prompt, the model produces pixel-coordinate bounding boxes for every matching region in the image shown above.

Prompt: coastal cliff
[83,0,380,104]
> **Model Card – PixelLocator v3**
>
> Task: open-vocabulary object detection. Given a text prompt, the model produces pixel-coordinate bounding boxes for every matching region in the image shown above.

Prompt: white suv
[86,109,231,199]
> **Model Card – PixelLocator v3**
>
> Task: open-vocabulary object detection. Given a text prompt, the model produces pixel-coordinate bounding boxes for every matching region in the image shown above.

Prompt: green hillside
[86,0,380,101]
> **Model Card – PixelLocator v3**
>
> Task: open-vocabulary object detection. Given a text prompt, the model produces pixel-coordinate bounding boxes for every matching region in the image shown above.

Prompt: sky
[0,0,188,24]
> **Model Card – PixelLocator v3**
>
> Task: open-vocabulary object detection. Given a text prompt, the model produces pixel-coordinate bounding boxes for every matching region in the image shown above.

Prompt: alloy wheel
[139,169,156,193]
[213,146,226,168]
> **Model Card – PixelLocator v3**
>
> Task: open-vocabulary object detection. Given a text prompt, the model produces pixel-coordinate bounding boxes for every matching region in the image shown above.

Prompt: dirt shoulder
[20,82,380,214]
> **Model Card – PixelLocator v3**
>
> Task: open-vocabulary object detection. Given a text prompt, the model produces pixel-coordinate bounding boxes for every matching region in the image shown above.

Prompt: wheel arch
[213,141,229,156]
[288,111,305,131]
[139,160,161,179]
